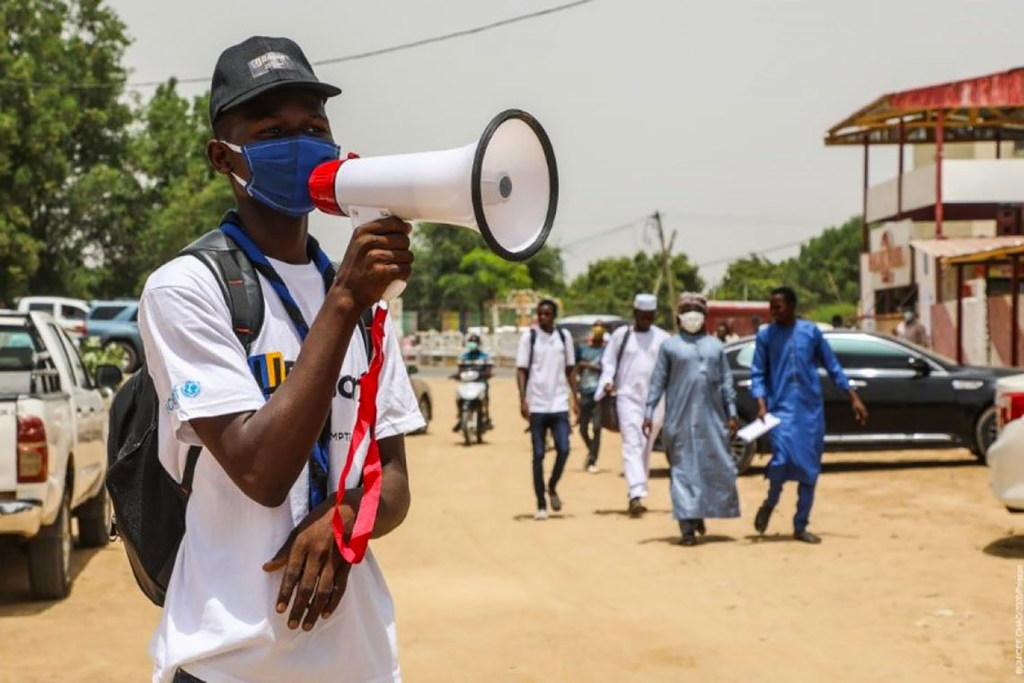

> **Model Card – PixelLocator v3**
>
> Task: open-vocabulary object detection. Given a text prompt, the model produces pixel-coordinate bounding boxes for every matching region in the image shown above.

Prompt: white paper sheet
[737,413,781,443]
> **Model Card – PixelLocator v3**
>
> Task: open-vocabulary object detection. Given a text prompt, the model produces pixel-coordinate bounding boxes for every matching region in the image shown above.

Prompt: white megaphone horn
[308,109,558,301]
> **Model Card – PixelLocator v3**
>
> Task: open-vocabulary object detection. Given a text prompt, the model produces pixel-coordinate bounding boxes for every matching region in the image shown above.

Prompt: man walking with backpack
[135,37,424,683]
[595,294,670,517]
[517,300,578,520]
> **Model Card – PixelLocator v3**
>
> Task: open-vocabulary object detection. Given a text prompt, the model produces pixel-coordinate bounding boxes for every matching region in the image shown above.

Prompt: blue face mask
[221,135,340,217]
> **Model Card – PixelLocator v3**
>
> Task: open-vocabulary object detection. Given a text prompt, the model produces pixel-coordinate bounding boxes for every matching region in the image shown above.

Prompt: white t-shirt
[139,253,425,683]
[594,325,670,404]
[516,327,576,414]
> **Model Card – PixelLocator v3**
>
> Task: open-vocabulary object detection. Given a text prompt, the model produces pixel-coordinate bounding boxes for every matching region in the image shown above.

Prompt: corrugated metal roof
[826,67,1024,146]
[910,236,1024,262]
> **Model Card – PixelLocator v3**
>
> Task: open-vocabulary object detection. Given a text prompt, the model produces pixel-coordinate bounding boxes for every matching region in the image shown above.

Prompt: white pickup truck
[0,311,122,599]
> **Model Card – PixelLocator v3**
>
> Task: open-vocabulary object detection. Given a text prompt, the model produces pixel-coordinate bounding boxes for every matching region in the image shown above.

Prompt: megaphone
[308,109,558,301]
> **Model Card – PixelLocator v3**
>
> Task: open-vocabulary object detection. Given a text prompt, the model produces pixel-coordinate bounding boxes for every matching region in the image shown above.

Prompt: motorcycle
[455,366,489,446]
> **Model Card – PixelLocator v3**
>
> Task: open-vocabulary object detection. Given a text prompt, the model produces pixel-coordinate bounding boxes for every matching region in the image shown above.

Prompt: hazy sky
[109,0,1024,284]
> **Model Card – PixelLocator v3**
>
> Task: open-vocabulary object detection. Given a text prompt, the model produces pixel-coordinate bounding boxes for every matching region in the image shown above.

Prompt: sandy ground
[0,375,1020,682]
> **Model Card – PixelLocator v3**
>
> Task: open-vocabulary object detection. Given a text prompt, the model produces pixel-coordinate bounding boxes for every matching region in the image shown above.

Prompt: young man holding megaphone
[137,37,425,683]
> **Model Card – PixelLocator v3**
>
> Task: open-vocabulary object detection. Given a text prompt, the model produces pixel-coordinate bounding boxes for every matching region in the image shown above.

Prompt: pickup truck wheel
[106,340,138,373]
[77,486,112,548]
[27,492,72,600]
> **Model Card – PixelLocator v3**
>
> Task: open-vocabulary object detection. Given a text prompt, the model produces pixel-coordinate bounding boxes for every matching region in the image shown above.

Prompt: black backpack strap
[180,229,264,353]
[181,446,201,495]
[557,326,573,367]
[612,327,631,387]
[525,328,537,387]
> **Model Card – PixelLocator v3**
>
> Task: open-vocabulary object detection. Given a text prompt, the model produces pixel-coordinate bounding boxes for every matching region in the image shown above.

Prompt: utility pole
[652,211,678,331]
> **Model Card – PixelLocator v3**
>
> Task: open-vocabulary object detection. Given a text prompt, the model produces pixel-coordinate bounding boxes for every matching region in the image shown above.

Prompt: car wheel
[76,486,112,548]
[417,394,431,433]
[730,436,756,475]
[972,405,998,461]
[27,491,72,600]
[107,340,138,373]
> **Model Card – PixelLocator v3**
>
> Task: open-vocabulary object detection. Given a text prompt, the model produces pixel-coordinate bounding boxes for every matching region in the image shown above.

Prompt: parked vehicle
[86,300,143,373]
[0,311,122,599]
[560,314,629,349]
[723,330,1018,473]
[986,374,1024,512]
[407,365,431,435]
[15,297,89,340]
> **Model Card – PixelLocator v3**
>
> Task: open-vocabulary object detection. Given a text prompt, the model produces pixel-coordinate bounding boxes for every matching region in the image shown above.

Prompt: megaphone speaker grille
[471,109,558,262]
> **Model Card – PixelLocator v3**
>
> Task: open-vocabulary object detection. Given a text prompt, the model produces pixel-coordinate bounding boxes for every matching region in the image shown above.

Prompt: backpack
[599,326,631,433]
[106,228,372,607]
[525,326,573,388]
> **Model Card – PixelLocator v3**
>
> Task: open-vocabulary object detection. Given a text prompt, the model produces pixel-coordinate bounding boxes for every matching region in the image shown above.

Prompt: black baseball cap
[209,36,341,124]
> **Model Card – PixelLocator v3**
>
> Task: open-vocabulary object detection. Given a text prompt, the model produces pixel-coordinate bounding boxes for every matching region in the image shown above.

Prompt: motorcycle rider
[453,333,493,432]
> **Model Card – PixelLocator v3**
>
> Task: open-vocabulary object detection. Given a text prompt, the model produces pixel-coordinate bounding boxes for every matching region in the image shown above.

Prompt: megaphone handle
[349,206,407,304]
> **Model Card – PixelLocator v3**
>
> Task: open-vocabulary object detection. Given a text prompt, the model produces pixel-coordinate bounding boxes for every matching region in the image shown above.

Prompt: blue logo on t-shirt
[181,380,201,399]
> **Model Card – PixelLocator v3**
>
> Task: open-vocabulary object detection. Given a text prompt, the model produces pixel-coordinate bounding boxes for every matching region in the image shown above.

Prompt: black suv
[722,330,1017,472]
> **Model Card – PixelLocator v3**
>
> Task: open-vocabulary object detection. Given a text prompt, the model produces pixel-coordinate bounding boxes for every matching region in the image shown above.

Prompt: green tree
[713,254,787,302]
[405,222,564,329]
[566,251,702,326]
[438,248,532,326]
[712,215,862,318]
[0,0,133,301]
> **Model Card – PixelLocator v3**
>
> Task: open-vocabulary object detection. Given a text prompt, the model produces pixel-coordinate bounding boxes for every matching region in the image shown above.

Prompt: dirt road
[0,376,1018,682]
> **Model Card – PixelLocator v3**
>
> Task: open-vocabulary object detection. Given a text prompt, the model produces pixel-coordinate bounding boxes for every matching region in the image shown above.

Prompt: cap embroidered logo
[247,52,297,79]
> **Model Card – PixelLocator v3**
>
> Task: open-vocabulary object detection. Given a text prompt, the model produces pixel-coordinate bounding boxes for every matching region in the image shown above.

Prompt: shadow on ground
[744,455,979,476]
[640,534,736,546]
[593,508,671,517]
[983,535,1024,559]
[0,545,105,617]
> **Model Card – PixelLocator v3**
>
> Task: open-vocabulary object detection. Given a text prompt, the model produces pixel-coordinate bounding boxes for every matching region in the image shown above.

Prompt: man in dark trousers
[517,300,578,519]
[574,323,606,473]
[139,37,423,682]
[750,286,867,544]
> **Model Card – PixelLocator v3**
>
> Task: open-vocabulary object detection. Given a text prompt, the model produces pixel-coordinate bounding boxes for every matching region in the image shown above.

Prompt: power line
[0,0,598,91]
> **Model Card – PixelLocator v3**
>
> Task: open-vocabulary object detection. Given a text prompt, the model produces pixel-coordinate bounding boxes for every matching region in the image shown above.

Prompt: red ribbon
[332,306,387,564]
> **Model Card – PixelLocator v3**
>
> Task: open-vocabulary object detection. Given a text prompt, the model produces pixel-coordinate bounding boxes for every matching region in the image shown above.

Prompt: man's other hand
[727,417,739,439]
[756,398,768,421]
[642,418,653,438]
[850,392,869,425]
[263,499,352,633]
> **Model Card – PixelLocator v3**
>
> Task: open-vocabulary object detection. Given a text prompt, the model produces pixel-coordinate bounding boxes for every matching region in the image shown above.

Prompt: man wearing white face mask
[894,306,929,348]
[644,293,740,545]
[595,294,670,517]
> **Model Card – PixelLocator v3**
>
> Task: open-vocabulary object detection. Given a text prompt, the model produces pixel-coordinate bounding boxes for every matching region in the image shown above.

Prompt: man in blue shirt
[750,286,868,544]
[574,323,607,472]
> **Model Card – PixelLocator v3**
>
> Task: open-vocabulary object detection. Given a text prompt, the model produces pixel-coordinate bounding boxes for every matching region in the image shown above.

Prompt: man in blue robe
[751,286,868,544]
[644,293,740,546]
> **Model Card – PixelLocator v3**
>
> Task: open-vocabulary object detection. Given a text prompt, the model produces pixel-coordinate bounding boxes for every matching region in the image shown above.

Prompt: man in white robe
[596,293,670,517]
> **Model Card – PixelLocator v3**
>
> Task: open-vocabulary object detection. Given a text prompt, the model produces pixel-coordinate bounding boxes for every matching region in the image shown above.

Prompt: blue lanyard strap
[219,217,336,509]
[220,220,334,340]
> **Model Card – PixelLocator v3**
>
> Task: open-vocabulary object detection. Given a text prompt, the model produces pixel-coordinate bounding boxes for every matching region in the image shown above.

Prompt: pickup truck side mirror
[908,356,931,377]
[95,363,124,389]
[406,364,419,376]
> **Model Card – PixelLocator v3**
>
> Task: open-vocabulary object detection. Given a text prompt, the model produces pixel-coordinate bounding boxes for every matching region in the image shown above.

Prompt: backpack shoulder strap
[528,328,537,369]
[613,327,631,384]
[557,326,573,366]
[181,446,201,494]
[180,229,264,354]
